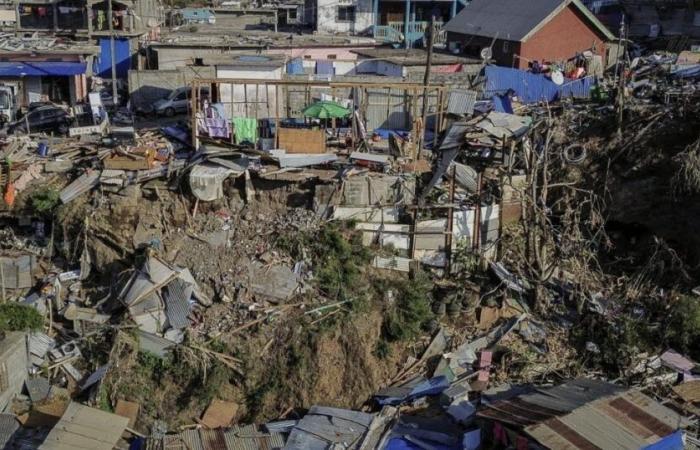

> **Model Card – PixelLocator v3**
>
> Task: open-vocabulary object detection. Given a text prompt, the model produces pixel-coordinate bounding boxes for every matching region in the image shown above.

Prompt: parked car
[8,106,72,135]
[154,87,209,117]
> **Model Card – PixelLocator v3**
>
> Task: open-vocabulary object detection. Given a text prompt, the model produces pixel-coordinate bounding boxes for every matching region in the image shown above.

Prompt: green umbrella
[302,101,351,119]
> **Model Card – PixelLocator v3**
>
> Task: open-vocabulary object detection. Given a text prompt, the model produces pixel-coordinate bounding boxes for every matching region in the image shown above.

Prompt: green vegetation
[380,271,434,342]
[277,223,372,304]
[29,187,60,215]
[665,294,700,361]
[0,303,43,332]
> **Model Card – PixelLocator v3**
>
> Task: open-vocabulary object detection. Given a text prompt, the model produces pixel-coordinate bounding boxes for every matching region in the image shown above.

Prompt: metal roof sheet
[163,278,192,329]
[39,402,128,450]
[447,90,477,115]
[224,424,286,450]
[525,390,690,450]
[283,406,374,450]
[444,0,615,41]
[0,414,19,448]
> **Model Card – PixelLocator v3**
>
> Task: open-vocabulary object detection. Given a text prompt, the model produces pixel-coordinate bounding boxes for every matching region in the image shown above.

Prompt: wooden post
[243,83,248,117]
[190,80,198,149]
[0,259,5,303]
[275,84,281,148]
[418,13,436,158]
[445,164,456,273]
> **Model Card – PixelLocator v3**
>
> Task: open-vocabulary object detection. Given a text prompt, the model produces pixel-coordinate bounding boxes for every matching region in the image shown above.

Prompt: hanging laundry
[210,103,226,120]
[232,118,257,145]
[205,118,231,139]
[37,7,47,17]
[96,10,105,30]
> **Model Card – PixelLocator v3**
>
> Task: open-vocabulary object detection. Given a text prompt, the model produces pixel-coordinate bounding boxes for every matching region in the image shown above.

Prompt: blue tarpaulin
[377,376,450,406]
[286,58,304,75]
[96,37,131,78]
[641,431,685,450]
[0,61,86,76]
[492,94,513,113]
[385,437,457,450]
[485,65,594,104]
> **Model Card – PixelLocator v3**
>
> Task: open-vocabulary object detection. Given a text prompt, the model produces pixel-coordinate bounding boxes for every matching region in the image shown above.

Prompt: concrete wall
[316,0,374,34]
[0,332,27,412]
[519,4,608,69]
[128,66,215,109]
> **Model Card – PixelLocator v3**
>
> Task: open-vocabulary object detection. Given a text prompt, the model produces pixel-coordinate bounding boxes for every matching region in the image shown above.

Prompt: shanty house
[477,378,690,449]
[0,41,98,107]
[179,7,215,25]
[444,0,615,69]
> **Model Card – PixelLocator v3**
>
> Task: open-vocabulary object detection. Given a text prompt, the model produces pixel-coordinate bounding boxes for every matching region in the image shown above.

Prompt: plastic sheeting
[641,431,685,450]
[485,65,594,104]
[376,376,451,406]
[189,164,237,201]
[286,58,304,75]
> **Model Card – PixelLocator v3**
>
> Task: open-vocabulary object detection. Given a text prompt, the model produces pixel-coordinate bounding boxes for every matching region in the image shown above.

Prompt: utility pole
[616,15,627,135]
[418,11,435,159]
[107,0,118,106]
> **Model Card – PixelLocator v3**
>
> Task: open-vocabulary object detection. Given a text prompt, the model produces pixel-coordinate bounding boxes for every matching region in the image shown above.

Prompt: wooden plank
[277,128,326,154]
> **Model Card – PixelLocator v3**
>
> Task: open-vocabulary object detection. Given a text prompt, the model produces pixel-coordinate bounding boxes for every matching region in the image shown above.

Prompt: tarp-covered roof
[0,62,86,77]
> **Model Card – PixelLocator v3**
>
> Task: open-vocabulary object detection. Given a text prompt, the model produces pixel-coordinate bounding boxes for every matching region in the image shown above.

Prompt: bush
[665,295,700,361]
[30,187,60,215]
[0,303,43,332]
[382,272,434,342]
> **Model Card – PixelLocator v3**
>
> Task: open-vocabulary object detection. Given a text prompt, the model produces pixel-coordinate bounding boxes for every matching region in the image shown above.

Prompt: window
[337,6,355,22]
[327,54,337,60]
[288,8,297,20]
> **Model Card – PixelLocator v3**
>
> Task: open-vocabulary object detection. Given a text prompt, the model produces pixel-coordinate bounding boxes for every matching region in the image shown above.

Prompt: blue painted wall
[96,37,131,78]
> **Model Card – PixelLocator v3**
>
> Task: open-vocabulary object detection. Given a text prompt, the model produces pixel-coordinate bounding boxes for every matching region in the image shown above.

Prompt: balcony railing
[375,20,446,45]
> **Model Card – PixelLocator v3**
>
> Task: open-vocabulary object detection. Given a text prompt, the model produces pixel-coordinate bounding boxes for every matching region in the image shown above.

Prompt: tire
[164,107,175,117]
[57,122,69,135]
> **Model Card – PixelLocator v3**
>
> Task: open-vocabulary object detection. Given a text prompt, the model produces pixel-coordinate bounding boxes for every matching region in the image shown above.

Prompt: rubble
[0,13,700,449]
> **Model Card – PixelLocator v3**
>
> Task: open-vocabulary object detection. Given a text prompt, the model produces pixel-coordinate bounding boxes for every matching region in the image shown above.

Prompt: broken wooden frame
[189,78,450,156]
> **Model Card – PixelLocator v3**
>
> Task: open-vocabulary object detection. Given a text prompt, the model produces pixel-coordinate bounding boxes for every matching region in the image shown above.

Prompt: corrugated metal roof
[59,170,100,204]
[25,378,51,403]
[477,379,625,428]
[224,424,286,450]
[447,90,477,115]
[163,278,192,330]
[138,331,176,357]
[0,414,19,448]
[283,406,374,450]
[0,255,35,289]
[525,390,689,450]
[39,402,128,450]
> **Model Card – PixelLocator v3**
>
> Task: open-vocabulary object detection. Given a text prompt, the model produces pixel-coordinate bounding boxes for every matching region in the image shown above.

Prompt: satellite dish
[480,47,493,61]
[551,70,565,85]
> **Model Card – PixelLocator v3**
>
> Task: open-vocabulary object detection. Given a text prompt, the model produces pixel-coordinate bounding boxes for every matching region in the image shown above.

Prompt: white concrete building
[316,0,374,34]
